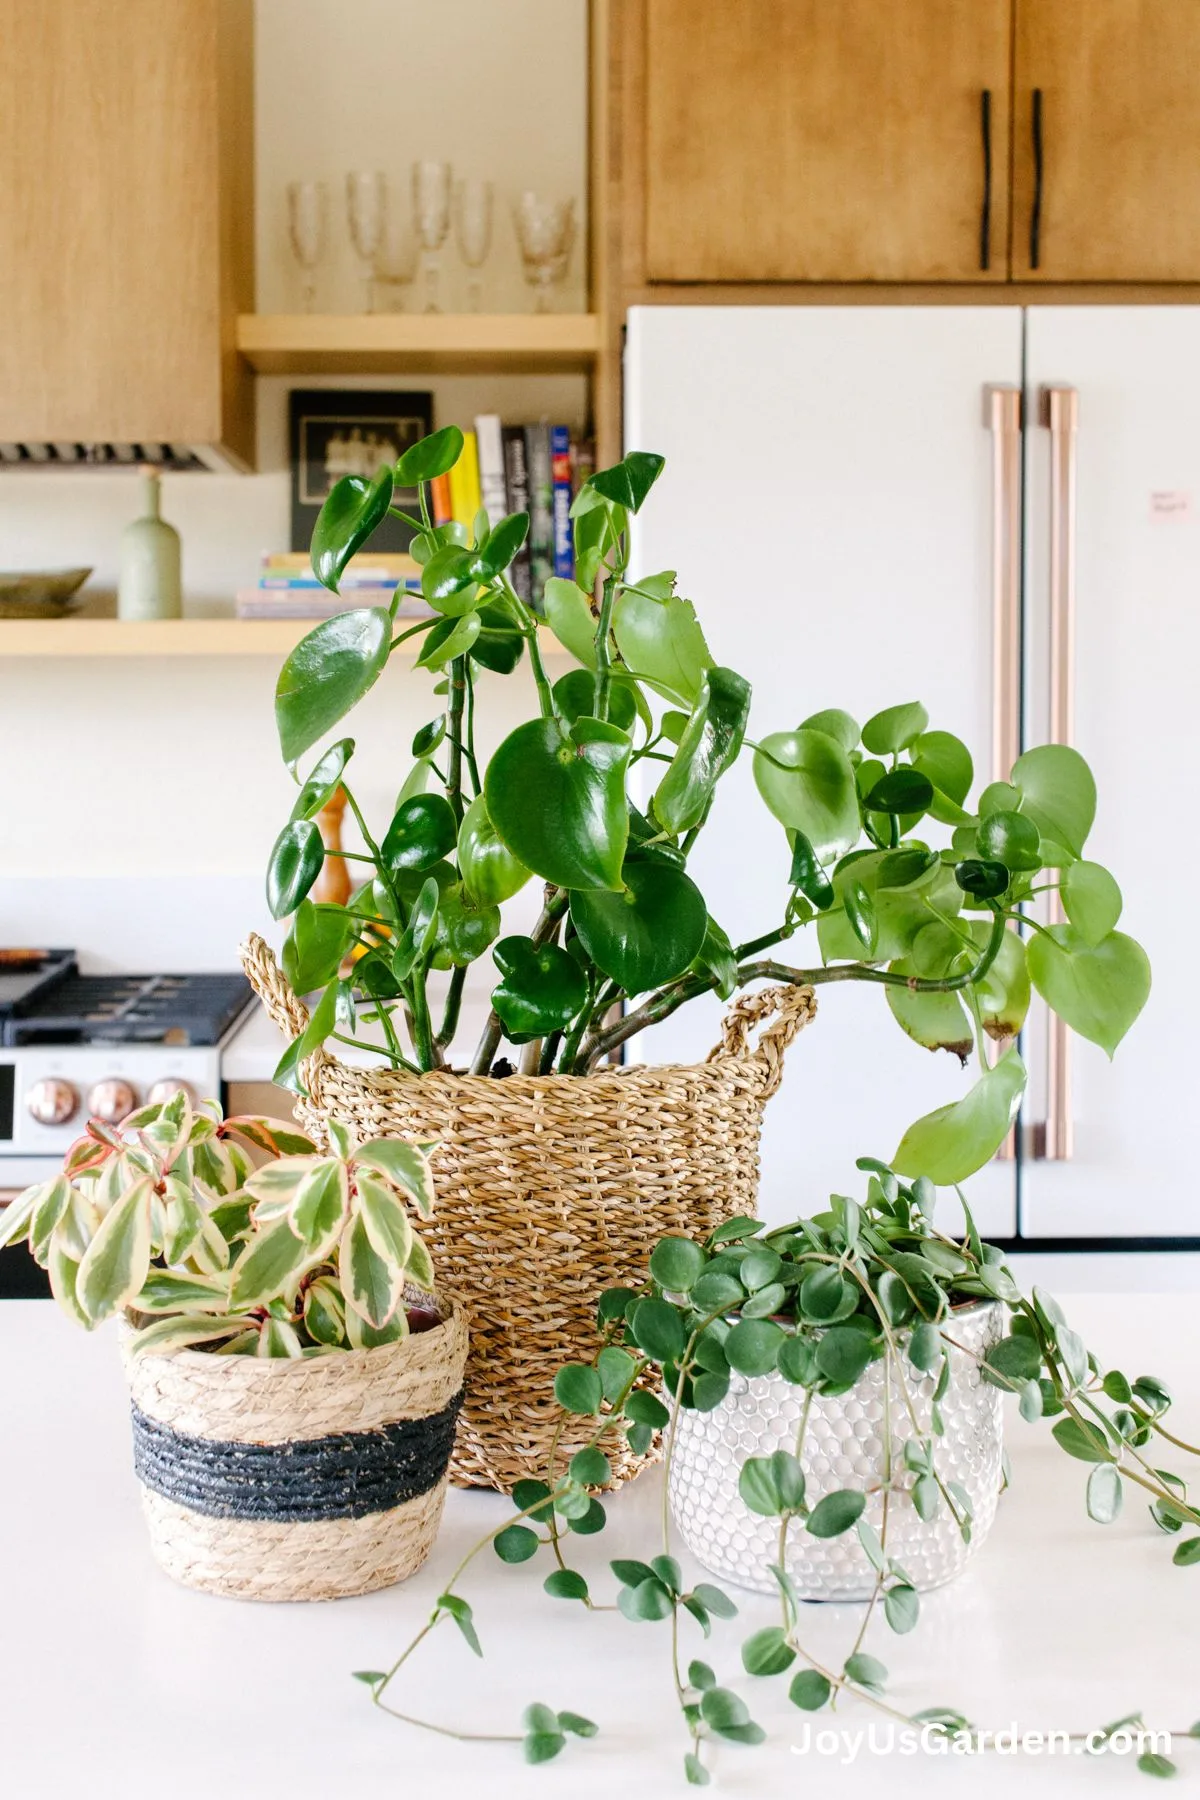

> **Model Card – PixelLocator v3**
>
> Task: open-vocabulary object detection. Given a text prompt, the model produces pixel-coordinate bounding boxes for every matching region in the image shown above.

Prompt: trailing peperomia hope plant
[0,1087,439,1354]
[357,1161,1200,1782]
[266,432,1150,1183]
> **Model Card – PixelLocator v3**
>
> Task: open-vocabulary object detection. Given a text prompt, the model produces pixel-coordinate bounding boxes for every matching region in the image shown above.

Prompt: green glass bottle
[117,467,182,621]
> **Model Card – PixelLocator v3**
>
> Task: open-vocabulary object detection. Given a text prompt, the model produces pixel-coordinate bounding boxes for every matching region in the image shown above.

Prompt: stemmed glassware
[286,180,328,313]
[513,192,576,311]
[412,160,452,313]
[345,171,386,313]
[454,178,493,312]
[372,202,418,312]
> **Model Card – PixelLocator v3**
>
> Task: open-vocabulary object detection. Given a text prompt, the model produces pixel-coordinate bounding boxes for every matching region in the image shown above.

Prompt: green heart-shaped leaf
[457,793,532,904]
[491,938,589,1043]
[283,899,354,993]
[391,876,441,982]
[420,545,480,615]
[470,511,529,580]
[485,716,632,891]
[864,767,934,816]
[276,607,391,765]
[892,1049,1027,1184]
[861,702,929,756]
[753,728,860,863]
[911,730,973,806]
[654,666,751,835]
[542,578,599,669]
[885,964,972,1057]
[800,708,860,753]
[310,465,394,593]
[587,451,665,513]
[1060,861,1123,946]
[973,924,1031,1038]
[290,738,354,822]
[1012,744,1096,857]
[1026,925,1150,1056]
[612,588,712,704]
[552,668,636,731]
[416,611,481,670]
[570,859,708,995]
[430,883,501,970]
[469,598,526,674]
[266,819,324,920]
[395,425,465,487]
[978,809,1041,871]
[691,916,738,1001]
[381,793,457,874]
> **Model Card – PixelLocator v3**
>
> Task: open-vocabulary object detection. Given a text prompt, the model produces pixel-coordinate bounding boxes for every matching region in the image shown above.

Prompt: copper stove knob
[147,1079,197,1108]
[87,1079,138,1125]
[26,1077,79,1127]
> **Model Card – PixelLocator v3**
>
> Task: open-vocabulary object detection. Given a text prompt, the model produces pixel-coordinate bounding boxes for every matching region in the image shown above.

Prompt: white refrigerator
[625,305,1200,1247]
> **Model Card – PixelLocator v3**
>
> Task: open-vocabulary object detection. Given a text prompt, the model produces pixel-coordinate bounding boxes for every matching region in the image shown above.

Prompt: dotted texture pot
[242,933,816,1494]
[121,1302,467,1602]
[668,1302,1004,1600]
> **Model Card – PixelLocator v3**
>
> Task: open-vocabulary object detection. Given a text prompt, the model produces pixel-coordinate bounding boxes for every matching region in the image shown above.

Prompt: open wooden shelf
[0,618,567,658]
[236,312,601,375]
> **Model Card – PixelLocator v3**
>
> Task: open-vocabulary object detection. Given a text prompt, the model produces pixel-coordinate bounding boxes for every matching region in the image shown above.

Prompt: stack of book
[440,416,595,608]
[236,553,430,620]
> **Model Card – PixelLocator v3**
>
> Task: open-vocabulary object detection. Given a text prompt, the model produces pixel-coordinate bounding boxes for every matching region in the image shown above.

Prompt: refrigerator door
[1022,307,1200,1239]
[624,306,1023,1235]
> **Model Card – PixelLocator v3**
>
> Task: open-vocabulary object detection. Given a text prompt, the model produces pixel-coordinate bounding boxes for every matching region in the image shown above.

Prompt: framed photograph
[288,388,433,553]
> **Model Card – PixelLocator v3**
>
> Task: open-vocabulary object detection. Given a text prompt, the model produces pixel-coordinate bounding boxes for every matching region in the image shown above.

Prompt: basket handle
[240,932,310,1041]
[708,983,816,1099]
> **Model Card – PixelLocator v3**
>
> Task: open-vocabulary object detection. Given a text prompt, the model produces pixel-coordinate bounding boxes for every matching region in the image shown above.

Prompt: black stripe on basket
[130,1388,464,1523]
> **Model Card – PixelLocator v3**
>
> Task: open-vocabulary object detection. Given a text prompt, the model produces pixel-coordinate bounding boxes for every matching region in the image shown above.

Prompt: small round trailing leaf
[984,1334,1043,1385]
[753,728,860,863]
[381,793,458,874]
[1086,1463,1124,1524]
[741,1627,796,1677]
[777,1335,819,1385]
[1172,1537,1200,1566]
[908,1321,943,1373]
[494,1524,540,1563]
[1051,1416,1113,1462]
[1026,925,1150,1057]
[864,768,934,815]
[649,1235,707,1292]
[815,1325,874,1387]
[691,1269,744,1312]
[395,424,465,486]
[276,606,392,765]
[457,794,531,905]
[954,859,1010,899]
[626,1390,671,1428]
[554,1363,602,1415]
[861,701,929,756]
[597,1284,638,1325]
[724,1317,785,1376]
[543,1569,589,1601]
[739,1245,781,1289]
[571,860,708,996]
[290,738,354,821]
[266,820,324,920]
[739,1450,806,1516]
[486,716,632,891]
[617,1576,675,1622]
[630,1296,688,1363]
[512,1478,556,1523]
[699,1688,750,1731]
[310,465,394,592]
[570,1446,612,1488]
[798,1265,856,1323]
[806,1489,866,1538]
[844,1652,889,1691]
[884,1584,920,1633]
[491,938,588,1043]
[790,1670,832,1711]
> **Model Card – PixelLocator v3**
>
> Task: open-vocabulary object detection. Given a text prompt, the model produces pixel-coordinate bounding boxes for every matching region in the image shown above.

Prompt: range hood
[0,443,221,473]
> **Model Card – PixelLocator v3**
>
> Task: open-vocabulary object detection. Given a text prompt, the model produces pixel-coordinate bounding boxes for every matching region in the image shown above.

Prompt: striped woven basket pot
[121,1301,468,1602]
[241,932,816,1495]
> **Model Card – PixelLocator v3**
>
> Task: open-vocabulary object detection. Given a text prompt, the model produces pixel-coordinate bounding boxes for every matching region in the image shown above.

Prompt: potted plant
[356,1160,1198,1782]
[244,431,1150,1492]
[0,1087,467,1602]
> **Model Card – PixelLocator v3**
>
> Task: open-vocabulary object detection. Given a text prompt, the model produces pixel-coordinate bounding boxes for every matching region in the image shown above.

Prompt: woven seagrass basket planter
[241,933,816,1495]
[121,1301,468,1602]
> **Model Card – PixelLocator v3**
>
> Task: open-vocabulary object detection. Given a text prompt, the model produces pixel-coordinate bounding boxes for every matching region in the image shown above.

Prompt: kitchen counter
[3,1295,1198,1796]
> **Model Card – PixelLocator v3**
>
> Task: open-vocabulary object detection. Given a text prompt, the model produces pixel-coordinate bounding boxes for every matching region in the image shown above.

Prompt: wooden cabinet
[642,0,1012,283]
[0,0,254,465]
[1012,0,1200,281]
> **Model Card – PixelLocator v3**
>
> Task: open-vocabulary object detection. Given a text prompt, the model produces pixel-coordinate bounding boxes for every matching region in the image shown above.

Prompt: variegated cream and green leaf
[2,1089,441,1359]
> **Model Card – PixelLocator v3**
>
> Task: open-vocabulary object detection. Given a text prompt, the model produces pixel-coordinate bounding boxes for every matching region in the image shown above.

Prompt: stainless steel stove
[0,950,254,1189]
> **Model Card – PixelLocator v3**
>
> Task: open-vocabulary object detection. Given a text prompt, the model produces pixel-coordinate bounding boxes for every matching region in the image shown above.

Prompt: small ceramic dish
[0,568,92,619]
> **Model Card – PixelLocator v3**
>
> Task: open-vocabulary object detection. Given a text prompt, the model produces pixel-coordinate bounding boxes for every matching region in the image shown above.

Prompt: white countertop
[4,1295,1198,1797]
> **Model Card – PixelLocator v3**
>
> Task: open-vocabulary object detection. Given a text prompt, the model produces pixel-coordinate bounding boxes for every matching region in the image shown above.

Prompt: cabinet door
[1013,0,1200,280]
[624,306,1023,1239]
[643,0,1012,282]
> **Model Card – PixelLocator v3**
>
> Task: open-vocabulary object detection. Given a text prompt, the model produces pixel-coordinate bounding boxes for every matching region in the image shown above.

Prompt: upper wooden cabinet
[1012,0,1200,280]
[0,0,254,465]
[641,0,1013,283]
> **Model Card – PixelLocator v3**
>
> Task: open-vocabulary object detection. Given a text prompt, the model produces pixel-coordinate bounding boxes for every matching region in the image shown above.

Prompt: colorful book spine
[448,429,482,532]
[474,413,507,527]
[501,425,533,604]
[550,426,574,581]
[429,473,453,527]
[525,424,554,609]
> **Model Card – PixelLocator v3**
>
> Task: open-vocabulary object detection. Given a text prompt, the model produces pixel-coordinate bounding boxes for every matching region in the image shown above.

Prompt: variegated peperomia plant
[0,1088,439,1356]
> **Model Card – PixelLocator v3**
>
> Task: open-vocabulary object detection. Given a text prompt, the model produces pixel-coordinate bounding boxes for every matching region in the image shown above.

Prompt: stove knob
[87,1079,138,1125]
[147,1079,197,1108]
[26,1078,79,1127]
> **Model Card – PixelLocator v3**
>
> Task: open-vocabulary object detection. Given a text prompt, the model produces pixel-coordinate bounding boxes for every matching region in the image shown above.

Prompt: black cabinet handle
[979,89,992,270]
[1030,87,1044,270]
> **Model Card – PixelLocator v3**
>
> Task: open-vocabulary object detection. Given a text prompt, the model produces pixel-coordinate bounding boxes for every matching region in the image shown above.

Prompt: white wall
[0,0,588,972]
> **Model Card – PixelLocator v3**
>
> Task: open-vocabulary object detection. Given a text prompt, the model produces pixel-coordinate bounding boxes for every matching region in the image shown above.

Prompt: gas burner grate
[3,972,254,1046]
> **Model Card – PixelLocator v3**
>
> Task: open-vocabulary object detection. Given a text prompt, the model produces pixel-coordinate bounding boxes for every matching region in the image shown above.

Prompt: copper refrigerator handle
[984,386,1023,1162]
[1037,384,1080,1162]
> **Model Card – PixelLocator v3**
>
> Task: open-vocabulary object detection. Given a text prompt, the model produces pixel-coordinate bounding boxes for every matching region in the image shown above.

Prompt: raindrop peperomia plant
[357,1161,1200,1782]
[266,433,1150,1184]
[0,1088,439,1355]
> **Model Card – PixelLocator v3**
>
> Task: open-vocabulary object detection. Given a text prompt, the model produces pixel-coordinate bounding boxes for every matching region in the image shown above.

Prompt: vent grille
[0,443,209,471]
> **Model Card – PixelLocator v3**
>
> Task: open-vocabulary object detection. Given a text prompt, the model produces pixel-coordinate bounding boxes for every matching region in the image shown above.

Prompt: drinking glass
[346,170,386,312]
[412,159,452,312]
[286,179,328,313]
[373,204,419,312]
[454,178,493,312]
[513,192,576,311]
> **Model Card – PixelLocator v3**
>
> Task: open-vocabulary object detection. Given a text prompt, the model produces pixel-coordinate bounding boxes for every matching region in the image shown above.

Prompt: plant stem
[591,574,618,722]
[445,656,467,825]
[470,888,567,1074]
[463,657,480,796]
[437,965,466,1050]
